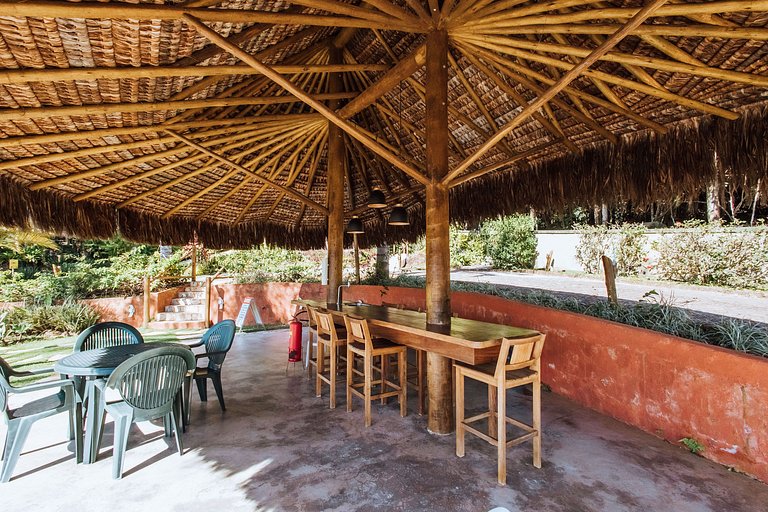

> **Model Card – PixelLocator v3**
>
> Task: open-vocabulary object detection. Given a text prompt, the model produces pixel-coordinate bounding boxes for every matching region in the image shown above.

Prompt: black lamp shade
[346,216,364,234]
[388,204,409,226]
[367,189,387,208]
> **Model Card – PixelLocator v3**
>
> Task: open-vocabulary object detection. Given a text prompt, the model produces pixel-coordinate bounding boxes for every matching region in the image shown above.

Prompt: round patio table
[55,342,191,464]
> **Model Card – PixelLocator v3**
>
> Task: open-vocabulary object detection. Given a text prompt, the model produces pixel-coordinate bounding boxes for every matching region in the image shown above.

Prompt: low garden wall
[94,282,767,483]
[82,286,184,328]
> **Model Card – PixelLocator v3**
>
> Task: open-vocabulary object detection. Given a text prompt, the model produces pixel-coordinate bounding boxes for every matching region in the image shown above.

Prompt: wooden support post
[602,255,618,305]
[204,276,212,328]
[326,46,345,305]
[353,233,361,284]
[143,276,151,328]
[424,29,453,435]
[191,239,197,283]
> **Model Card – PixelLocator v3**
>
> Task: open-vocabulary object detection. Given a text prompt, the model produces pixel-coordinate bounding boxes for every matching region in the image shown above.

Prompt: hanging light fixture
[346,216,364,234]
[367,188,387,209]
[388,204,409,226]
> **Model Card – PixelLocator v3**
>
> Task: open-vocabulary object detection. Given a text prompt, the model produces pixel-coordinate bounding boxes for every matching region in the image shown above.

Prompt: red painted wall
[91,282,768,483]
[207,282,324,326]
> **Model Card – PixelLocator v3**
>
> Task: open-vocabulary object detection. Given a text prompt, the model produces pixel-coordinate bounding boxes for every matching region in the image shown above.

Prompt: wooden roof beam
[0,93,354,124]
[464,23,768,40]
[0,64,391,86]
[171,31,331,101]
[450,47,578,153]
[337,44,427,119]
[461,42,666,135]
[460,1,768,28]
[443,0,671,185]
[165,129,329,214]
[111,122,320,206]
[462,37,739,119]
[449,140,560,188]
[174,9,314,67]
[0,113,322,150]
[469,35,768,88]
[36,121,304,192]
[184,14,429,186]
[3,1,427,32]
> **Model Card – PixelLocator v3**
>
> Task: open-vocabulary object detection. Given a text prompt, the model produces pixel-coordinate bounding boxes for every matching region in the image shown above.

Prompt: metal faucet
[337,280,350,307]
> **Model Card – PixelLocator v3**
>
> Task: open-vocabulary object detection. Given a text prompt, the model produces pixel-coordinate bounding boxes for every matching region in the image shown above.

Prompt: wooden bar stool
[455,333,546,485]
[313,308,347,409]
[344,314,407,427]
[382,302,426,415]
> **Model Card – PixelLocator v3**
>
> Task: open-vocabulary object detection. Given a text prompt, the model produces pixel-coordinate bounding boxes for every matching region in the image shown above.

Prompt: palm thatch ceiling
[0,0,767,248]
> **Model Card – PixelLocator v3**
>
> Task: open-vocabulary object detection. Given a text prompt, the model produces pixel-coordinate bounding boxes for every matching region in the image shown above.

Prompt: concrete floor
[4,329,768,512]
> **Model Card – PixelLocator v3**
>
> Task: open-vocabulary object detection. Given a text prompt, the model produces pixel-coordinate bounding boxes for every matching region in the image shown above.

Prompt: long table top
[294,300,539,365]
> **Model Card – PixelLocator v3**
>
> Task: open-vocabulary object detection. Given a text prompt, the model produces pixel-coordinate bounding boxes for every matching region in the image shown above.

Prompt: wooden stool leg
[316,342,324,397]
[399,350,407,417]
[455,366,465,458]
[417,350,426,416]
[364,354,373,427]
[497,381,506,486]
[307,330,314,377]
[346,347,353,413]
[488,385,497,439]
[533,379,542,468]
[329,343,337,409]
[380,354,388,404]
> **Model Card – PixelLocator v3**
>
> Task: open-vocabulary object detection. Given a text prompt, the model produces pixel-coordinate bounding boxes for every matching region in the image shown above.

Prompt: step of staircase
[155,311,204,322]
[147,320,208,330]
[185,286,206,293]
[164,304,205,313]
[177,291,205,299]
[171,298,203,306]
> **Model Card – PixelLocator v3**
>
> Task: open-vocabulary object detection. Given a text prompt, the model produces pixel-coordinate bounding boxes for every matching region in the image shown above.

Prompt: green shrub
[1,302,99,341]
[654,222,768,289]
[374,275,768,359]
[204,244,320,283]
[481,215,537,270]
[449,227,486,268]
[575,224,647,276]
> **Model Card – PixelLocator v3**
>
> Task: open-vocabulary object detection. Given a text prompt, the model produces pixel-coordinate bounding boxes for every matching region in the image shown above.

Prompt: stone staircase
[147,284,207,329]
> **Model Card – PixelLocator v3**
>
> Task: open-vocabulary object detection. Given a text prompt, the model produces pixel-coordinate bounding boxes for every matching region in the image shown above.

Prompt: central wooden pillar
[424,29,453,434]
[326,45,345,304]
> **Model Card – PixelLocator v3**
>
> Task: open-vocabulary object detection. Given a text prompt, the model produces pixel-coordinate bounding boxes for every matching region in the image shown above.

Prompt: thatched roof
[0,1,767,248]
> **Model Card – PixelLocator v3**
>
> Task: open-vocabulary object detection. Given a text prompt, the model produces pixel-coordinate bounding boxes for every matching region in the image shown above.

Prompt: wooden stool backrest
[305,305,317,329]
[494,334,546,380]
[314,308,339,341]
[343,314,373,351]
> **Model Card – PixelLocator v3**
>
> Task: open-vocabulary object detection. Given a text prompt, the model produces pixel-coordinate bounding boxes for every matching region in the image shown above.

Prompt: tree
[0,227,59,257]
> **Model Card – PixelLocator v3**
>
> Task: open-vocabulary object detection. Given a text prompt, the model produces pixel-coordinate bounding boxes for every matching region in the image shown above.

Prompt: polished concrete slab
[3,329,767,511]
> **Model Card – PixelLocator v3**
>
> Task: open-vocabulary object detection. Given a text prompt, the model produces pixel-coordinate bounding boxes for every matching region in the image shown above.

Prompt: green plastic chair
[102,346,194,479]
[185,320,236,422]
[74,322,144,351]
[0,357,82,483]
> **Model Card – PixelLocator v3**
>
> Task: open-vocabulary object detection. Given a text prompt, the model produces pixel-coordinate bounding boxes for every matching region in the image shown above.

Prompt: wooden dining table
[293,299,539,431]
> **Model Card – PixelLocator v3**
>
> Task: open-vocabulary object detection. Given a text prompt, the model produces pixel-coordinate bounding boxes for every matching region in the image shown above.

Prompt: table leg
[426,353,454,434]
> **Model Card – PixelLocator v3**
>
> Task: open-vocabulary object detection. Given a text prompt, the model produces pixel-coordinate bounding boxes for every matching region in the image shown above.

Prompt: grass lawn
[0,324,286,385]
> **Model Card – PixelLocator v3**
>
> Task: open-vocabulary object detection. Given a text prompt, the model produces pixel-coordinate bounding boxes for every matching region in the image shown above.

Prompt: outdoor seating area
[1,320,236,481]
[1,0,768,509]
[2,329,767,511]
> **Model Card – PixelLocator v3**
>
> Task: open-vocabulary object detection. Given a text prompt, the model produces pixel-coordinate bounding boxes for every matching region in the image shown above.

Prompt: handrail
[211,266,227,282]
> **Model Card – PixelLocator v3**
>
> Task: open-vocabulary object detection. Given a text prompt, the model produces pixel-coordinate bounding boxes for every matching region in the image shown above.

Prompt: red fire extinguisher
[287,313,303,365]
